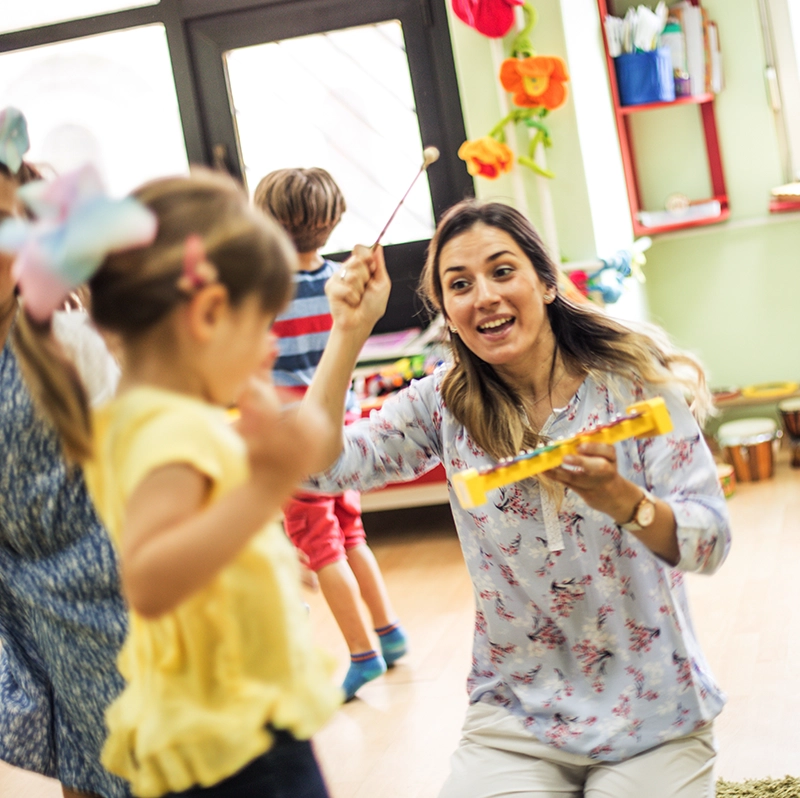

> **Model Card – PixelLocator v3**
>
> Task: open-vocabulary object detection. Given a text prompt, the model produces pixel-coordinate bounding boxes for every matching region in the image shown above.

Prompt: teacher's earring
[544,292,555,303]
[449,326,458,335]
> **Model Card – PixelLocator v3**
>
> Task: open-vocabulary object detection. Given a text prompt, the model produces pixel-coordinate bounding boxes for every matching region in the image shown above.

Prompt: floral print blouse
[306,368,730,761]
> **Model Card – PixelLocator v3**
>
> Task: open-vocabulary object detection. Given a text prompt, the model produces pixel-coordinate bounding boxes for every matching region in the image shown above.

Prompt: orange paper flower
[458,137,514,179]
[500,56,569,109]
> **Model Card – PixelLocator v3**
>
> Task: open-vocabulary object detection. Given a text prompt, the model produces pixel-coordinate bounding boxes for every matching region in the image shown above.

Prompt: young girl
[0,107,129,798]
[4,165,343,797]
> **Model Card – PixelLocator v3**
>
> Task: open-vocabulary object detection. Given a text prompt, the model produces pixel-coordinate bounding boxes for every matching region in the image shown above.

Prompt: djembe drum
[778,398,800,468]
[717,418,779,482]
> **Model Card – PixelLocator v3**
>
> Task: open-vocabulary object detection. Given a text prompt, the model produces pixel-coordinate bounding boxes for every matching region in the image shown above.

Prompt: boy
[254,167,408,700]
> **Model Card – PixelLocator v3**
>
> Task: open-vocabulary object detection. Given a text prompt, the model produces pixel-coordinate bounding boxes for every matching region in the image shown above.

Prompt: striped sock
[375,622,408,667]
[342,650,387,701]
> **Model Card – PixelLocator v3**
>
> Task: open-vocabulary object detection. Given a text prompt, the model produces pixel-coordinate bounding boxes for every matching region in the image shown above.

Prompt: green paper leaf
[518,155,555,179]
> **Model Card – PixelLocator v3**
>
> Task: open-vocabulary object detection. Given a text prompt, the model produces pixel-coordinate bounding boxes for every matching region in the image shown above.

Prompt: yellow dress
[84,387,341,797]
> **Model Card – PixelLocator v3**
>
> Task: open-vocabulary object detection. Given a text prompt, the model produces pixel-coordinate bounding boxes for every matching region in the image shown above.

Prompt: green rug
[717,776,800,797]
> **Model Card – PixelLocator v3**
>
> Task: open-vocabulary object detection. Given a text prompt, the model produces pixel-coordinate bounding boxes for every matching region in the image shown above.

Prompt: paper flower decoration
[500,55,569,110]
[0,107,30,175]
[0,163,158,322]
[451,0,524,38]
[458,136,514,179]
[567,269,589,296]
[453,2,569,181]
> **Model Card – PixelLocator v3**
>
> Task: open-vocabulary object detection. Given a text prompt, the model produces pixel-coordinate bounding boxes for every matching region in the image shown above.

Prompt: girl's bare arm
[122,377,328,617]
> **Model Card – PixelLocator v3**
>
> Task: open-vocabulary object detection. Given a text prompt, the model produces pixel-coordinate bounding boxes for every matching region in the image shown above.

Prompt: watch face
[637,498,656,527]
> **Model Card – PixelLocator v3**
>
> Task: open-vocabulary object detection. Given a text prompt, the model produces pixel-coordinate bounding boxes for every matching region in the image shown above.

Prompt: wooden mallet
[372,146,440,250]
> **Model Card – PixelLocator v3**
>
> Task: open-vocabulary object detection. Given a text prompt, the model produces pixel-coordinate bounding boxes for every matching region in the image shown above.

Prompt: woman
[0,107,129,798]
[304,199,730,798]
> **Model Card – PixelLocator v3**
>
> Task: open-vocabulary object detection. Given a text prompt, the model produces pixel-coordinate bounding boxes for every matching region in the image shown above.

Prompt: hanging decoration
[566,246,648,305]
[453,1,569,179]
[451,0,524,38]
[457,136,514,179]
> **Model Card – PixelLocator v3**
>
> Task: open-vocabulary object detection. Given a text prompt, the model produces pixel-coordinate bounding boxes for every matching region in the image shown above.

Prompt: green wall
[446,0,800,390]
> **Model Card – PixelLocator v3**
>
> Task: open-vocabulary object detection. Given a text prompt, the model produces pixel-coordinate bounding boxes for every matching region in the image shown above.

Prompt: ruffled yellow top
[85,387,341,797]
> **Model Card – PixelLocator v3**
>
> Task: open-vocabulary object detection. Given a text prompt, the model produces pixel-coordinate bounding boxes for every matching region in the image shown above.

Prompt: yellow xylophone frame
[451,397,673,509]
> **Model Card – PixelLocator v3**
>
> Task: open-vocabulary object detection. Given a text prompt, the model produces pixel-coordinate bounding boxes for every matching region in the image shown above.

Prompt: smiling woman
[419,200,713,461]
[301,196,732,798]
[436,222,560,411]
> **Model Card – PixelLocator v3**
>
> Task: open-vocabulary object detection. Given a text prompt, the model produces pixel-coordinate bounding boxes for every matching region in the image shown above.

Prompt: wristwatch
[620,490,657,533]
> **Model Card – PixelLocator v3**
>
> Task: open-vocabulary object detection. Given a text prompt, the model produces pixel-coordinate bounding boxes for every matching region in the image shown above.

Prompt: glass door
[187,0,472,332]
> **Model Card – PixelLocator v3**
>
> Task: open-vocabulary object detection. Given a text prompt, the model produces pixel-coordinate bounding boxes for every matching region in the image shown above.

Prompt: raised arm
[303,244,391,473]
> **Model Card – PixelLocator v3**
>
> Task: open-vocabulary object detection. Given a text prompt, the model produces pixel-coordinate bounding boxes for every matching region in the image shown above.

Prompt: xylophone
[451,397,673,509]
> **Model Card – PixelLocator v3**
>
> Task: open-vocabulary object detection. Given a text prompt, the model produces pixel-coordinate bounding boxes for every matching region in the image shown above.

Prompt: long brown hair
[14,168,296,463]
[420,199,711,461]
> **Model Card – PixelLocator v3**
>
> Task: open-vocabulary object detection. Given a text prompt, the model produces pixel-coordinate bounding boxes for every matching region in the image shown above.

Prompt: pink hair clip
[177,234,218,294]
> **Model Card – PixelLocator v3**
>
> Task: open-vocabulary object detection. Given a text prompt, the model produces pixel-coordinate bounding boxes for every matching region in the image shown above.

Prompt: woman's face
[0,172,18,308]
[438,222,555,379]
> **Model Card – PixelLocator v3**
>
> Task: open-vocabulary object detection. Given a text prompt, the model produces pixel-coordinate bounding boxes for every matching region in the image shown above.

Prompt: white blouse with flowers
[306,367,730,761]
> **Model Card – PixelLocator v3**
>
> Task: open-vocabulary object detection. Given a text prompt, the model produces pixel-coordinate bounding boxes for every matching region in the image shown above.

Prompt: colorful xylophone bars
[451,397,673,509]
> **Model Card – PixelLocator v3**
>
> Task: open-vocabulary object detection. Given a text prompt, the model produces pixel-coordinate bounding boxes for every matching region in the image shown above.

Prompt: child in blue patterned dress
[0,106,130,798]
[1,165,346,798]
[254,167,407,701]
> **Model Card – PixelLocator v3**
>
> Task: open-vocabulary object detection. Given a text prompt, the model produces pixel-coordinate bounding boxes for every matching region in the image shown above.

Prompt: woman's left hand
[545,442,643,525]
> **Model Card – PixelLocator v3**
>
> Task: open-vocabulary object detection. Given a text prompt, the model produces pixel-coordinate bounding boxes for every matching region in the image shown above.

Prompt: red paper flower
[451,0,524,38]
[458,136,514,179]
[500,55,569,109]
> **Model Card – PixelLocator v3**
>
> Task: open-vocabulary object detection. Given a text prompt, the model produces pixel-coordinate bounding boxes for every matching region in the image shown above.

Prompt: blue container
[614,48,675,106]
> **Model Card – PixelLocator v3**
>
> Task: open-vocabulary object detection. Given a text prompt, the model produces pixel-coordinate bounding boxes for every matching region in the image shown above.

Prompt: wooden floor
[3,451,800,797]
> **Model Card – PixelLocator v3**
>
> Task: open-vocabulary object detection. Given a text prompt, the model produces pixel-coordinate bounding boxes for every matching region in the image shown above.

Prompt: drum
[717,418,779,482]
[778,397,800,468]
[716,462,736,498]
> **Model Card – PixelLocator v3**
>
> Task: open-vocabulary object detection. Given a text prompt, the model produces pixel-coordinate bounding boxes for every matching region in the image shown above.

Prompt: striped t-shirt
[272,259,358,412]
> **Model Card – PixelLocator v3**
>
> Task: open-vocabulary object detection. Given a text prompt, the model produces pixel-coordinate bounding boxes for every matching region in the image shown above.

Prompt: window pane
[226,21,436,252]
[0,25,188,197]
[0,1,159,35]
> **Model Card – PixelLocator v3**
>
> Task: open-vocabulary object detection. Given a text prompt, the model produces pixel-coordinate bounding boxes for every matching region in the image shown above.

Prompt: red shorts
[283,490,365,572]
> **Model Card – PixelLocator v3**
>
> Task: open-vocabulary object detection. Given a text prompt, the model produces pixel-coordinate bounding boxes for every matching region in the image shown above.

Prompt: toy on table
[740,381,799,400]
[355,352,443,402]
[451,397,673,509]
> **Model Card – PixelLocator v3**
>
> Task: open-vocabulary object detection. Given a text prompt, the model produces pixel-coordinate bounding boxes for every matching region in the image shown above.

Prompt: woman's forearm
[303,243,390,474]
[303,326,366,473]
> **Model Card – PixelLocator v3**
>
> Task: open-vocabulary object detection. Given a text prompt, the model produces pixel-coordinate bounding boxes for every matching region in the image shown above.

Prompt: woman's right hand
[326,244,391,339]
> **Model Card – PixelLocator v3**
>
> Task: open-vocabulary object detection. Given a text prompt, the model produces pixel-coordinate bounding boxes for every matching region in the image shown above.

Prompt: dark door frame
[0,0,475,331]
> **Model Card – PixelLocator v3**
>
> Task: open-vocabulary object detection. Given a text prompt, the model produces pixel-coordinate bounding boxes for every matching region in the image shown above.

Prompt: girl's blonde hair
[420,199,712,462]
[253,167,345,253]
[14,168,296,463]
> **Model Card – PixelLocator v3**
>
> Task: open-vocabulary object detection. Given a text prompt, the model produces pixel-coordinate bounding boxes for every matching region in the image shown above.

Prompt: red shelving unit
[597,0,729,236]
[769,197,800,213]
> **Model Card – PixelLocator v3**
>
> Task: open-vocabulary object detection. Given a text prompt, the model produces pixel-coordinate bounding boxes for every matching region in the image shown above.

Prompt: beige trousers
[438,702,717,798]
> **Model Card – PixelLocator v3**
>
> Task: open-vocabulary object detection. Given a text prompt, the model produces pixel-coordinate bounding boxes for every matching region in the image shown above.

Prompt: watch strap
[620,489,657,533]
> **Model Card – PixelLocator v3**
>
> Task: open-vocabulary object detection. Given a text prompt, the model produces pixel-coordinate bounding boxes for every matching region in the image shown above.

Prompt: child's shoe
[375,622,408,667]
[342,650,387,701]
